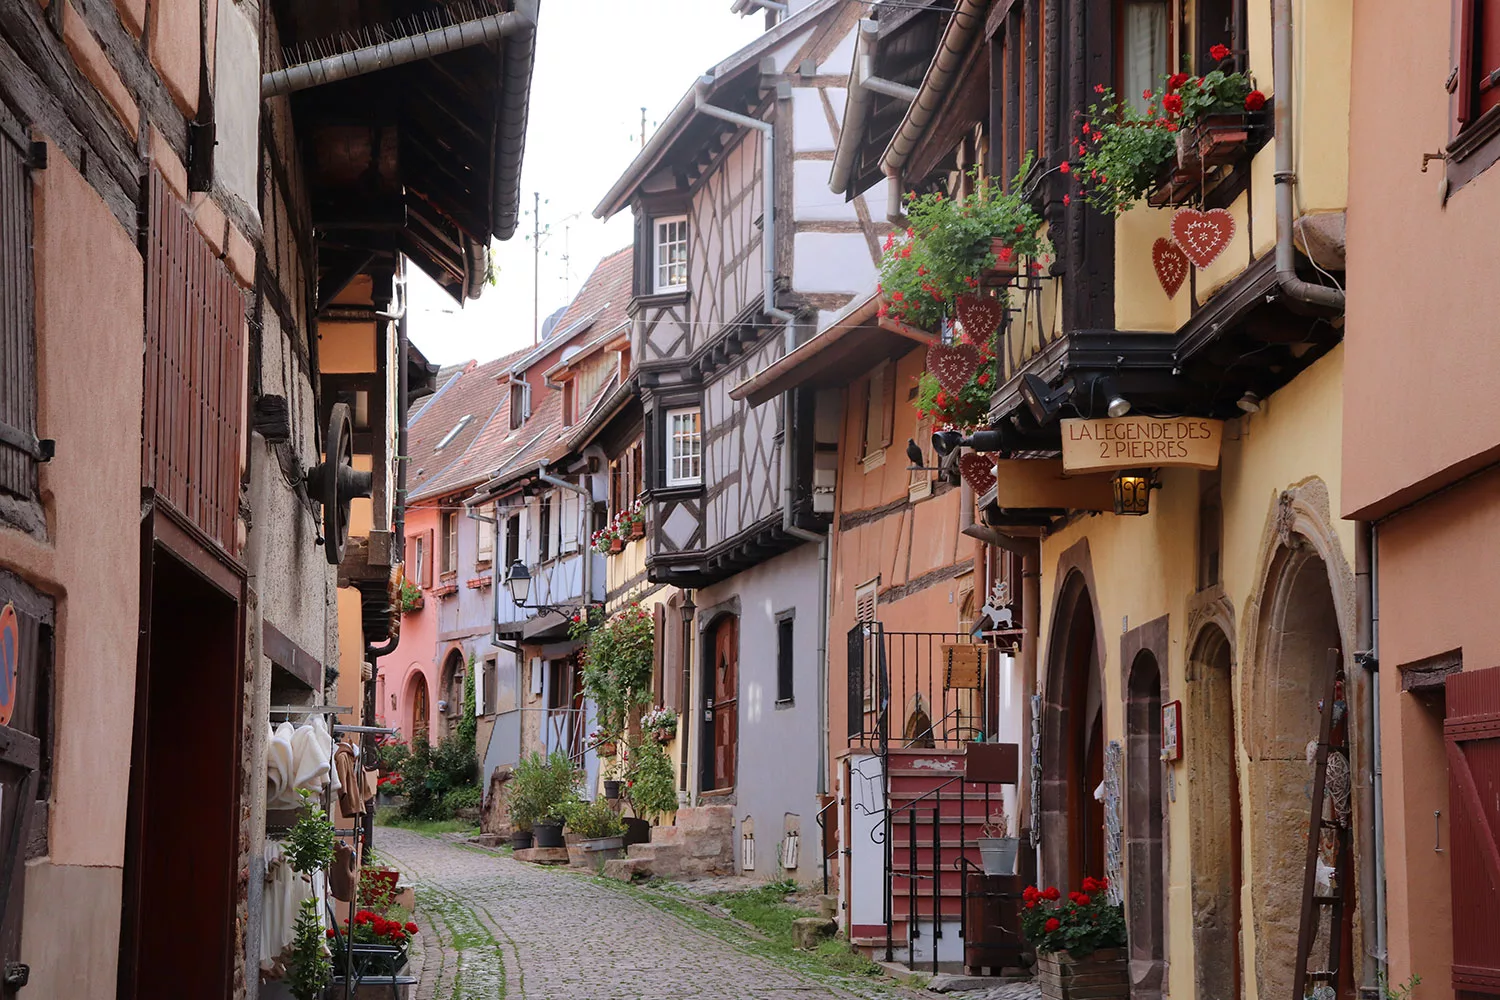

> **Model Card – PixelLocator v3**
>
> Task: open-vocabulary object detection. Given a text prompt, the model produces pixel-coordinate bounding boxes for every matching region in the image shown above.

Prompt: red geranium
[1044,918,1062,933]
[1021,878,1125,957]
[1245,90,1267,111]
[1166,72,1190,90]
[1042,886,1061,901]
[405,921,420,934]
[1210,43,1232,61]
[1162,93,1183,115]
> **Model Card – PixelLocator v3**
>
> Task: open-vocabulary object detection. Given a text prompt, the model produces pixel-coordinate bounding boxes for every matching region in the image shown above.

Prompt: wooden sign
[0,604,17,727]
[1061,416,1223,472]
[943,643,985,689]
[992,460,1116,511]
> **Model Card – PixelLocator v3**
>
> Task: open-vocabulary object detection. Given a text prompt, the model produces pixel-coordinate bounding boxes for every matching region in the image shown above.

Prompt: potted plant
[563,798,628,869]
[588,726,619,759]
[976,801,1020,876]
[625,500,646,539]
[509,749,580,849]
[624,737,679,826]
[1021,877,1128,1000]
[642,707,678,744]
[397,579,423,614]
[287,897,331,1000]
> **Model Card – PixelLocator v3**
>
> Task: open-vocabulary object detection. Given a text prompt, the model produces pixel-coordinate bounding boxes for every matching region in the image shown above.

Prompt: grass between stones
[416,885,508,999]
[375,807,481,838]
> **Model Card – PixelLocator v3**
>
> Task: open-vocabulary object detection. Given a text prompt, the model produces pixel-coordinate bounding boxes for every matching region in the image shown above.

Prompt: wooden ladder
[1293,649,1352,1000]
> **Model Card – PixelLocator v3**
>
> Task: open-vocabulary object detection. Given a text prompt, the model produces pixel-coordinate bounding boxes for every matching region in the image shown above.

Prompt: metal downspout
[879,0,987,182]
[694,79,799,342]
[261,10,533,98]
[779,394,829,795]
[1357,522,1386,978]
[1271,0,1345,310]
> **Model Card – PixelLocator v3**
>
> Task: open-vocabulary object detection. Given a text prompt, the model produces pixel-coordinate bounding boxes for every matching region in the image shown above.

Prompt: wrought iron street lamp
[1111,469,1158,515]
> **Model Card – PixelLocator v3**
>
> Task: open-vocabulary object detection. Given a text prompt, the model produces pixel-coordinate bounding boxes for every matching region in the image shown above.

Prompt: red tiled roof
[406,349,526,502]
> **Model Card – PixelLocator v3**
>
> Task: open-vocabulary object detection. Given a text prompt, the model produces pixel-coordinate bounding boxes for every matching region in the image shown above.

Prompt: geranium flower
[1167,72,1190,90]
[1142,88,1153,100]
[1060,161,1070,174]
[1095,84,1106,94]
[1042,886,1060,901]
[1245,90,1267,111]
[1210,43,1232,61]
[1163,94,1183,115]
[1044,917,1062,932]
[1063,194,1071,206]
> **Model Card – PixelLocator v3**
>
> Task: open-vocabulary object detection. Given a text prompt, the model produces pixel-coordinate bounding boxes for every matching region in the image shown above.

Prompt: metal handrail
[814,797,840,896]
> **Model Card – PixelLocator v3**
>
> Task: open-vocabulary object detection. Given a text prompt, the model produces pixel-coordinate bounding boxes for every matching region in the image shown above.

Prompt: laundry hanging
[266,716,334,811]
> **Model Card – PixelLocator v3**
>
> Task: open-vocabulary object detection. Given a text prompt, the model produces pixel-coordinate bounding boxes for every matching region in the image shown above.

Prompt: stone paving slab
[376,825,941,1000]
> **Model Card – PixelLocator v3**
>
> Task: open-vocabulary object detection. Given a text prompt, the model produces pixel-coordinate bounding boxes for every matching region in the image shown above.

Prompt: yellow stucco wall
[1036,345,1350,1000]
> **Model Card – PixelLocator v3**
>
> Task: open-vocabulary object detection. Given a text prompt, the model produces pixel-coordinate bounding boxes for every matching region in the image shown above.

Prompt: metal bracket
[3,962,29,989]
[1421,151,1447,173]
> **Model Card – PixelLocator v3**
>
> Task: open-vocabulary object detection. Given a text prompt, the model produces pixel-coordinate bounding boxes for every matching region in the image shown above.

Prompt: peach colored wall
[1370,466,1500,999]
[1343,0,1500,519]
[826,344,982,770]
[0,143,143,998]
[378,504,440,740]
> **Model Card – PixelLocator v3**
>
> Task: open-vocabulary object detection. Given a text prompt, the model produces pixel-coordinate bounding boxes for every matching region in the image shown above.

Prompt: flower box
[596,741,618,758]
[401,595,424,613]
[1191,112,1252,167]
[983,237,1022,284]
[1035,948,1129,1000]
[609,538,624,553]
[629,519,646,540]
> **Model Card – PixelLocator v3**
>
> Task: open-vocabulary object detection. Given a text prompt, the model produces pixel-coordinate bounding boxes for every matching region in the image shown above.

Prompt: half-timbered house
[0,0,536,996]
[593,0,891,880]
[829,0,1358,994]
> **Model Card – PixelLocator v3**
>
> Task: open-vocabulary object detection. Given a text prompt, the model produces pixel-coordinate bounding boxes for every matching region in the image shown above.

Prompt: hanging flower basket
[642,708,678,745]
[982,238,1022,283]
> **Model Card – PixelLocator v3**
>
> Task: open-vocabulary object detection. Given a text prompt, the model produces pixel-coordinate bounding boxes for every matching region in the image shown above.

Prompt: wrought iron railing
[847,625,991,750]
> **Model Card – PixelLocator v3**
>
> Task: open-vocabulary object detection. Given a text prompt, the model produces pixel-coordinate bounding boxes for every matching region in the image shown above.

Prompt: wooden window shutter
[652,605,666,708]
[880,362,897,449]
[1444,666,1500,995]
[863,368,885,458]
[1456,0,1479,130]
[0,112,38,502]
[421,530,434,587]
[855,581,878,624]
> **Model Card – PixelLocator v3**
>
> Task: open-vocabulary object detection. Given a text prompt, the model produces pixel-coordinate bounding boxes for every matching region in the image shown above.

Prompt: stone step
[602,857,649,881]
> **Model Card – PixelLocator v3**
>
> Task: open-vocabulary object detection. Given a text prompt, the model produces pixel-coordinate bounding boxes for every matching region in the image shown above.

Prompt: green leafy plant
[286,897,331,1000]
[878,155,1049,333]
[509,749,581,828]
[285,789,336,875]
[442,784,483,814]
[624,737,679,822]
[398,580,422,613]
[642,706,678,741]
[564,797,627,839]
[1020,877,1127,957]
[397,732,479,821]
[913,322,999,430]
[570,604,656,736]
[1376,971,1422,1000]
[1071,49,1262,216]
[458,654,477,749]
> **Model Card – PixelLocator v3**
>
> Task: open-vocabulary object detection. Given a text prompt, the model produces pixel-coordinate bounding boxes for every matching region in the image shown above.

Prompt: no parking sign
[0,603,18,727]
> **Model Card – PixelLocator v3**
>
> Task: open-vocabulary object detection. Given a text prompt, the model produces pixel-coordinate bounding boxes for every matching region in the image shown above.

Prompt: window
[1121,1,1171,115]
[504,513,520,568]
[410,533,429,588]
[561,381,575,428]
[509,380,530,430]
[482,656,498,715]
[1455,2,1500,130]
[653,216,688,293]
[477,506,495,565]
[862,363,895,466]
[776,613,795,705]
[1193,0,1240,75]
[441,512,457,573]
[436,415,472,451]
[539,494,552,562]
[560,491,580,554]
[855,579,879,624]
[665,407,702,486]
[0,112,38,509]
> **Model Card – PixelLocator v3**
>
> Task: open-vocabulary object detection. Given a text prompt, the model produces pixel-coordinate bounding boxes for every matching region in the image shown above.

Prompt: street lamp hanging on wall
[505,560,532,606]
[1110,470,1157,516]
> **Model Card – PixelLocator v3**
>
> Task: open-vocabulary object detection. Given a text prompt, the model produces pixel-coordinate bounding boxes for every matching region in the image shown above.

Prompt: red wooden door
[1445,667,1500,999]
[711,617,738,790]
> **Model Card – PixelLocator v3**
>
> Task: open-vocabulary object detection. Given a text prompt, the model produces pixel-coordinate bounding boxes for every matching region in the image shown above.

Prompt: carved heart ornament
[1152,238,1189,298]
[1170,207,1236,269]
[954,294,1006,345]
[958,454,997,496]
[926,343,981,396]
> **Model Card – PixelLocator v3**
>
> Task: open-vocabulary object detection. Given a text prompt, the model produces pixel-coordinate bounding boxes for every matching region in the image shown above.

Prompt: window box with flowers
[398,581,423,614]
[642,707,678,744]
[1021,877,1128,1000]
[592,500,646,554]
[1071,47,1268,216]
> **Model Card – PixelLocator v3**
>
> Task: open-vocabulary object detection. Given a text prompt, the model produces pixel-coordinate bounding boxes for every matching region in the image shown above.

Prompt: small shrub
[509,749,581,828]
[442,784,482,814]
[563,798,626,839]
[625,737,679,822]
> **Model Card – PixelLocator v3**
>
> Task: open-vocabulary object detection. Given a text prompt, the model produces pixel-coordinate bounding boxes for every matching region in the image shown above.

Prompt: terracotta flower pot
[985,237,1021,281]
[609,538,624,553]
[597,741,617,758]
[629,519,646,540]
[653,727,675,744]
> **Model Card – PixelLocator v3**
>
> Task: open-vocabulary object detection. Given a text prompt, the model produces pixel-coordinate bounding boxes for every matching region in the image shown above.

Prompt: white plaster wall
[846,753,887,926]
[695,542,824,881]
[213,0,260,219]
[793,160,861,220]
[792,88,835,151]
[793,232,877,294]
[820,32,856,75]
[768,28,815,72]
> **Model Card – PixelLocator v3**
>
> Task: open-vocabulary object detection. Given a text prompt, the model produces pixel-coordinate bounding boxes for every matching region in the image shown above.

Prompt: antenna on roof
[523,192,552,346]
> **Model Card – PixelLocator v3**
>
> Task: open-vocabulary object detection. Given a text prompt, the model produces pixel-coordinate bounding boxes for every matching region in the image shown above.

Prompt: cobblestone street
[380,827,937,1000]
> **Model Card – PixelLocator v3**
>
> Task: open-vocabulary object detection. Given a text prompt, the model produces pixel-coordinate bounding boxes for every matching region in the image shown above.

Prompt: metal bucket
[978,836,1020,876]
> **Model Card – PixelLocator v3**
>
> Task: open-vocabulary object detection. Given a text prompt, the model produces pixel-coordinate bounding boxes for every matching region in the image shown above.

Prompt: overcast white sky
[405,3,767,367]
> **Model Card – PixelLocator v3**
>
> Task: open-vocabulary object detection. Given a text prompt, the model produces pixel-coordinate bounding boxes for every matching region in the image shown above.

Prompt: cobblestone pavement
[949,980,1040,1000]
[378,826,934,1000]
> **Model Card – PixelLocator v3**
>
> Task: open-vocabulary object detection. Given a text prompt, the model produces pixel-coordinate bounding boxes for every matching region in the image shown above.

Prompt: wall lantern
[505,560,532,607]
[1110,469,1158,516]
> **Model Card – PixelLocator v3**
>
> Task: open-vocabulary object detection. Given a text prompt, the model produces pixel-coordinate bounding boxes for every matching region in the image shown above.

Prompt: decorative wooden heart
[955,294,1005,345]
[1170,207,1236,269]
[958,454,997,495]
[927,343,981,396]
[1152,238,1189,298]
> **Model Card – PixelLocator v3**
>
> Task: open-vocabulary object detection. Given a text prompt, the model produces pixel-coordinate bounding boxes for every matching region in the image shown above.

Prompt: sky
[405,2,768,367]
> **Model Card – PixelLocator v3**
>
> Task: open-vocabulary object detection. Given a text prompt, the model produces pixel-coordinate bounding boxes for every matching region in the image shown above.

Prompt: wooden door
[1444,667,1500,998]
[412,681,430,742]
[711,616,738,790]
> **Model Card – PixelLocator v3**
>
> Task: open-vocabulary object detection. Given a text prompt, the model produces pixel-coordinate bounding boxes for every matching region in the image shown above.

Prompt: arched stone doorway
[1125,651,1165,998]
[440,648,465,740]
[1186,621,1242,1000]
[406,669,431,744]
[1042,560,1107,889]
[1246,542,1348,1000]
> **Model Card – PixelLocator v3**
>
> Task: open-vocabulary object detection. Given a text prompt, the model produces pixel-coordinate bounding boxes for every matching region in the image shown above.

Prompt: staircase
[614,804,734,879]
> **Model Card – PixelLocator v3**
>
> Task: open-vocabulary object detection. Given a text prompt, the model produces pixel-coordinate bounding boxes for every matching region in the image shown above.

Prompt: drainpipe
[261,9,533,98]
[1356,522,1386,979]
[694,77,799,347]
[366,276,410,661]
[1271,0,1344,311]
[830,19,916,199]
[538,466,592,610]
[886,171,905,224]
[779,395,830,796]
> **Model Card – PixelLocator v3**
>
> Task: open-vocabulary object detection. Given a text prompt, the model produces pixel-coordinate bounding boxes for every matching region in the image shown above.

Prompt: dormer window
[654,216,688,293]
[509,380,531,430]
[435,415,472,451]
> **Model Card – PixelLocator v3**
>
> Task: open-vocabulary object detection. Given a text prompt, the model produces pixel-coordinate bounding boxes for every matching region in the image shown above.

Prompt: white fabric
[265,723,295,808]
[1122,2,1168,115]
[260,842,318,977]
[266,717,334,810]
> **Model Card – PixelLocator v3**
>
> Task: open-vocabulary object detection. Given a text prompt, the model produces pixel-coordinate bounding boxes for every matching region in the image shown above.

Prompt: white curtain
[1123,2,1169,115]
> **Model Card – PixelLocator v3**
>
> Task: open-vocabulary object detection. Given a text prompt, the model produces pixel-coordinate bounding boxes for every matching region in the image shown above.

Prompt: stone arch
[1239,479,1359,1000]
[1041,539,1108,888]
[439,646,466,739]
[902,694,934,748]
[1185,621,1242,1000]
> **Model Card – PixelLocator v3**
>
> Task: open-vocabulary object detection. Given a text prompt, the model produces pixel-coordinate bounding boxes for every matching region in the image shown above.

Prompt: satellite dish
[306,402,373,565]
